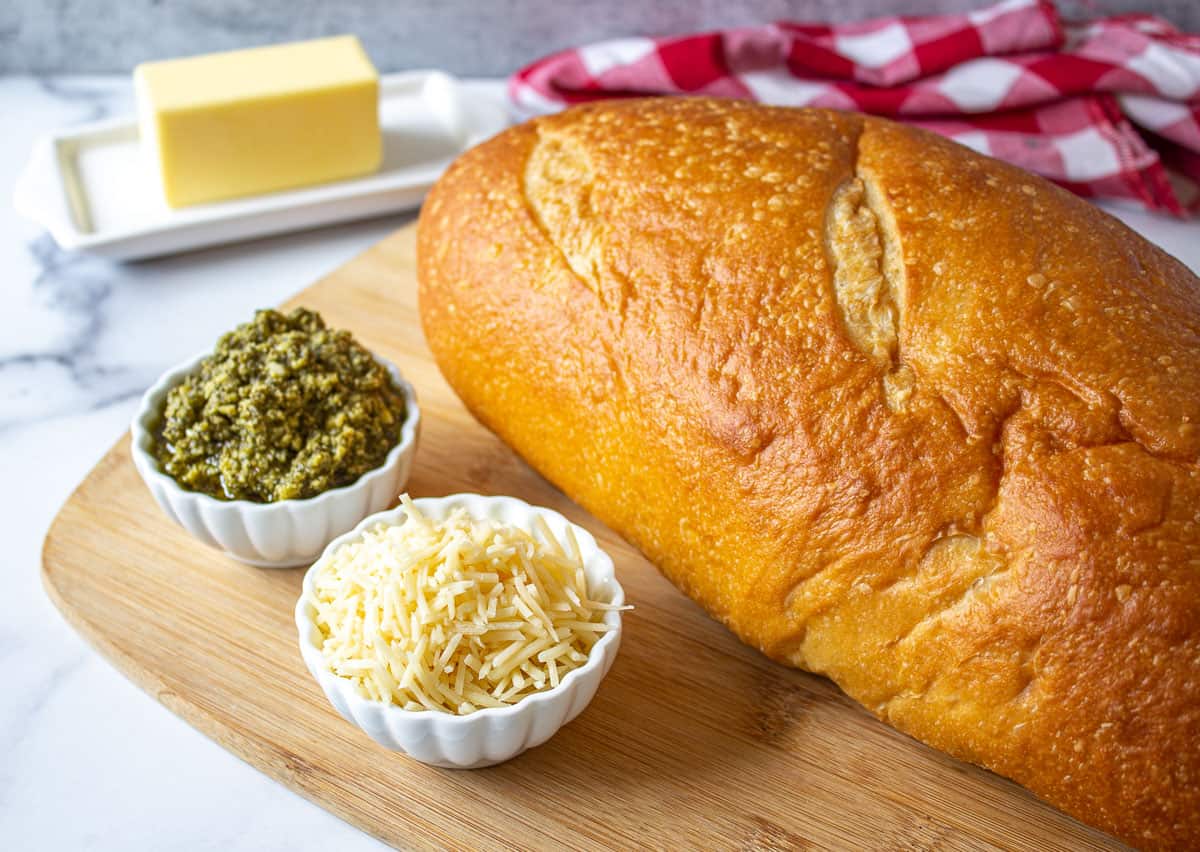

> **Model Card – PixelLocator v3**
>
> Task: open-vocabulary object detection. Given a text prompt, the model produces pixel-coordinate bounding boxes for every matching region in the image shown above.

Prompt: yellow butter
[135,36,382,208]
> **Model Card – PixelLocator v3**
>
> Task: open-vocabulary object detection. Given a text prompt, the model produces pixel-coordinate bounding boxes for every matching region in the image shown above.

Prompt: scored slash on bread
[416,97,1200,850]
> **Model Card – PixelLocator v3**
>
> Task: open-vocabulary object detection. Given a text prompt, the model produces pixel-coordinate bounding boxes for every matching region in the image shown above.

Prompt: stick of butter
[134,35,382,208]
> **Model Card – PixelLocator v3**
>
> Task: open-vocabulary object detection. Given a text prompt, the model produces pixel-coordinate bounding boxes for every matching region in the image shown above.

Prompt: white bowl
[295,493,625,768]
[130,350,420,567]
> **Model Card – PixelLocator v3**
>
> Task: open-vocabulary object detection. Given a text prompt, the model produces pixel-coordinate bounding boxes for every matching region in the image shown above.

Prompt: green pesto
[153,308,406,502]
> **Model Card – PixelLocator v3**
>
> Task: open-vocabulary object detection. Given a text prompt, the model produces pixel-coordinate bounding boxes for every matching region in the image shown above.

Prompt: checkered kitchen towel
[510,0,1200,216]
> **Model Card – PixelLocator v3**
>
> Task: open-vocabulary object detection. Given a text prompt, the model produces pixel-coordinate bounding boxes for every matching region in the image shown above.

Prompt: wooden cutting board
[42,223,1123,851]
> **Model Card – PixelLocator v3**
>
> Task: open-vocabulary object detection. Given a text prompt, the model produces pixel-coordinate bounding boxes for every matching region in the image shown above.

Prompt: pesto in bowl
[153,308,407,503]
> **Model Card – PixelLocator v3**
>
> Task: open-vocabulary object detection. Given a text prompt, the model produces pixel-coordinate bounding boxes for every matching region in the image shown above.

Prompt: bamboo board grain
[42,223,1124,851]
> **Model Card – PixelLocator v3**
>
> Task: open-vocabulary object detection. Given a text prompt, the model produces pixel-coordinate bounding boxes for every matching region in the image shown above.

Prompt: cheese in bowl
[296,493,628,766]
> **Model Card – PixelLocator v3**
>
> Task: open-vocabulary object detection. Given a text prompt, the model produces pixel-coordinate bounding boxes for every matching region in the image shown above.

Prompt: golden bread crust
[416,98,1200,849]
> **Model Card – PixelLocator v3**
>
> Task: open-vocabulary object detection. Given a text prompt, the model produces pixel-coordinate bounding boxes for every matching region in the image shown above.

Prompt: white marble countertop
[4,74,1199,851]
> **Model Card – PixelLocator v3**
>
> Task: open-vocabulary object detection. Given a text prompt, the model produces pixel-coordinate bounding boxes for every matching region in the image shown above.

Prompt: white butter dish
[13,71,510,260]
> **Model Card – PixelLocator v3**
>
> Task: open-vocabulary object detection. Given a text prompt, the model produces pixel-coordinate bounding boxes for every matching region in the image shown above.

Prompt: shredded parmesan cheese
[311,495,629,714]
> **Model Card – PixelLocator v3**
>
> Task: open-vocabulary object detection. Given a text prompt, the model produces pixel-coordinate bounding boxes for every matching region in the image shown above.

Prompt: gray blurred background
[3,0,1198,75]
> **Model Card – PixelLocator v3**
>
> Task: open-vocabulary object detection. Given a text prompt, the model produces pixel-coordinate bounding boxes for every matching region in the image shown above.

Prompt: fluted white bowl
[295,493,624,768]
[130,350,420,567]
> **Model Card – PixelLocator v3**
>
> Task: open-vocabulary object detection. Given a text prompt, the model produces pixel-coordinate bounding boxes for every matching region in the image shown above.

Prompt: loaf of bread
[416,98,1200,849]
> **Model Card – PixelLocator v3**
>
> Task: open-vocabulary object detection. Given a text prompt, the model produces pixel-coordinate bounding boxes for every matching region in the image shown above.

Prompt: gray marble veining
[1,236,150,429]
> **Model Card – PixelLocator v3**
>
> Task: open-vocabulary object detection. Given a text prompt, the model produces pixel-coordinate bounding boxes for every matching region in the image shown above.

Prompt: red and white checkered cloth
[510,0,1200,216]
